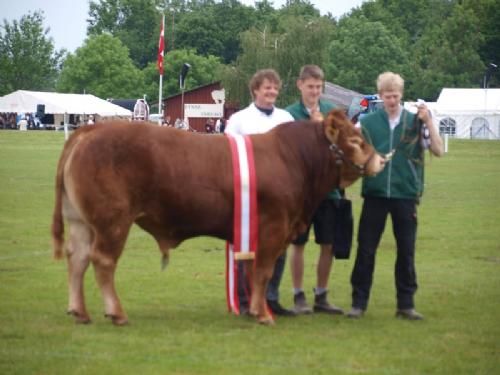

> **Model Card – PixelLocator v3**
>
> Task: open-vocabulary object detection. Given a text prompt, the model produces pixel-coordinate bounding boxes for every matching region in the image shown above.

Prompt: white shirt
[225,103,294,136]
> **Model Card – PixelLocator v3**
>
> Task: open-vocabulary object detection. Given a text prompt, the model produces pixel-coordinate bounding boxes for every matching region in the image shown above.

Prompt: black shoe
[266,299,296,317]
[396,308,424,320]
[346,307,364,319]
[313,291,344,315]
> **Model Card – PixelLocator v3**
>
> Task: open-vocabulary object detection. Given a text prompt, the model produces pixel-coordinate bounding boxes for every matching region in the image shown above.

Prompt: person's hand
[417,102,431,124]
[310,109,324,122]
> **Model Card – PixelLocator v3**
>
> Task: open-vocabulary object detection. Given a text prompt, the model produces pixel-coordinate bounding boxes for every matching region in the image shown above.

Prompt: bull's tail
[52,148,67,260]
[51,127,92,260]
[52,171,65,259]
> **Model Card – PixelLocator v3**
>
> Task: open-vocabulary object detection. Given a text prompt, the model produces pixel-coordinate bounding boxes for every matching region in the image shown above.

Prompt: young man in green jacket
[347,72,444,320]
[286,65,344,315]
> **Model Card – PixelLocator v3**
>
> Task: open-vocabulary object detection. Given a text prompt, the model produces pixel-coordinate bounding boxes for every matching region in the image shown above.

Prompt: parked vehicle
[348,94,384,123]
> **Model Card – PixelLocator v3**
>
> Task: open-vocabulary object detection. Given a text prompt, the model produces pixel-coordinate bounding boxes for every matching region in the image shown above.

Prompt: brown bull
[51,109,385,325]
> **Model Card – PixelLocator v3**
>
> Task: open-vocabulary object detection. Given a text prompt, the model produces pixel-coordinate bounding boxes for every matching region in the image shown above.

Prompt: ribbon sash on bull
[225,134,259,315]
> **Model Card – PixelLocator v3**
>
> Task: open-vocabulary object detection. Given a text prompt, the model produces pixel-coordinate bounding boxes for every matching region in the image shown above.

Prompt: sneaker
[266,299,296,317]
[293,291,313,314]
[396,309,424,320]
[346,307,364,319]
[313,291,344,315]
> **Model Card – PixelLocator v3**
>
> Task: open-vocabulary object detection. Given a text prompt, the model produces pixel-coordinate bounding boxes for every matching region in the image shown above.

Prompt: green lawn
[0,130,499,374]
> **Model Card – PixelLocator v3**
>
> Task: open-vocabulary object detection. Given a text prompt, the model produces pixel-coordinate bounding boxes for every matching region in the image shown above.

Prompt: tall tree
[278,0,321,17]
[345,0,487,98]
[57,34,144,98]
[253,0,280,31]
[87,0,159,68]
[174,0,256,63]
[275,16,334,104]
[350,0,455,48]
[222,14,334,106]
[463,0,500,87]
[348,0,409,46]
[221,26,281,106]
[326,16,409,95]
[408,4,485,99]
[0,11,64,95]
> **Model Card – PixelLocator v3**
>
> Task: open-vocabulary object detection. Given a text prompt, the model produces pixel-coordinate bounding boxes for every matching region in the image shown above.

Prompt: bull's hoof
[112,317,129,326]
[248,306,274,324]
[104,313,128,326]
[257,316,275,325]
[67,309,91,324]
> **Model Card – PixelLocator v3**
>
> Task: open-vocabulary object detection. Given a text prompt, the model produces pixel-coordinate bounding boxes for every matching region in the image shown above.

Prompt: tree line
[1,0,498,108]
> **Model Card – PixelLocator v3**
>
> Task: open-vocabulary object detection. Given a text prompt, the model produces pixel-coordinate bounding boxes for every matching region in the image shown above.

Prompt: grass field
[0,130,499,374]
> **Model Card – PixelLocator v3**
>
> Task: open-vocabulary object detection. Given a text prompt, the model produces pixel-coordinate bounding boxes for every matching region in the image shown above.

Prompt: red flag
[157,17,165,75]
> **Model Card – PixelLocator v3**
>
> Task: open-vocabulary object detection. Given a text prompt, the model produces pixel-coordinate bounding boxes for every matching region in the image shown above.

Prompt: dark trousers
[351,197,418,310]
[238,252,286,307]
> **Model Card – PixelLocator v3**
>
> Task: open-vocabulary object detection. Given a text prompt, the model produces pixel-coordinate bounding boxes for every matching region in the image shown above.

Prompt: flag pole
[158,72,163,122]
[157,14,165,124]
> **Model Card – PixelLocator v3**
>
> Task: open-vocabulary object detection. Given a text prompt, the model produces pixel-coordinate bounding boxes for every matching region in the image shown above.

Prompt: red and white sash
[225,134,258,314]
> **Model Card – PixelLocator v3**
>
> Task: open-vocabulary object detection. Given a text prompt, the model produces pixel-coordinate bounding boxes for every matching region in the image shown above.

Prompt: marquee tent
[0,90,132,117]
[434,88,500,139]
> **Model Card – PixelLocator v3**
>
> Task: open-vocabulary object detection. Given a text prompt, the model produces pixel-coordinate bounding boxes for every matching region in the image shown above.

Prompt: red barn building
[163,82,238,132]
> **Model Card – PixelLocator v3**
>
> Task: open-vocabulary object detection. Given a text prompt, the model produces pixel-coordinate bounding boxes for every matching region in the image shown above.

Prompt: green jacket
[286,99,340,200]
[360,108,425,199]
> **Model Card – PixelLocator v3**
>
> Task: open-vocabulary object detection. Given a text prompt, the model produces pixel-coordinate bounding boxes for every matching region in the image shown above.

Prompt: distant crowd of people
[0,110,228,133]
[0,112,42,130]
[159,115,226,134]
[0,112,99,130]
[0,113,17,129]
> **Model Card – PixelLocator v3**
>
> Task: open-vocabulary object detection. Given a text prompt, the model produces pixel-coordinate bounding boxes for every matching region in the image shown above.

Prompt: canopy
[436,88,500,116]
[434,88,500,139]
[0,90,132,117]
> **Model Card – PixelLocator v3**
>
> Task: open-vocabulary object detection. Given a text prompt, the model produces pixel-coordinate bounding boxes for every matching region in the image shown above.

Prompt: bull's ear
[324,120,339,144]
[324,111,340,144]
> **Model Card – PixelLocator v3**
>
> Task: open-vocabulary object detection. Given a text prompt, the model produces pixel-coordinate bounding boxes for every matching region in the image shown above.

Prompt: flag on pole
[157,16,165,75]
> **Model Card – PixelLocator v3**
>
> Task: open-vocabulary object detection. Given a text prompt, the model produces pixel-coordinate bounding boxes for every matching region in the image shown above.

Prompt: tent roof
[107,99,137,112]
[436,88,500,115]
[0,90,132,116]
[321,82,363,108]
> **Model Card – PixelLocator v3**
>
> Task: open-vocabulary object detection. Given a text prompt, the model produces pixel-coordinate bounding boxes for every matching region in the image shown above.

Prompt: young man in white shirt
[225,69,295,316]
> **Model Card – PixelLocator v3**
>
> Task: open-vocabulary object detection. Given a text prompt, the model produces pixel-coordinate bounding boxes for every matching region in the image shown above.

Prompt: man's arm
[417,104,444,157]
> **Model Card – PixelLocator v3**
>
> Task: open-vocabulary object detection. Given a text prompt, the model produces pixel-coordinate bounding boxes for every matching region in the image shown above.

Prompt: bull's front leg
[249,261,275,325]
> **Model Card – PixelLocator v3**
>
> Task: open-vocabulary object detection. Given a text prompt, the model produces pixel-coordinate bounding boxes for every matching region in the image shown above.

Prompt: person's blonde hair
[376,72,404,94]
[249,69,282,99]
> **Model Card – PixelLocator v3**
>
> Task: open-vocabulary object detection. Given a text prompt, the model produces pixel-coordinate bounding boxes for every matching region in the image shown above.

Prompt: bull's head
[323,109,385,188]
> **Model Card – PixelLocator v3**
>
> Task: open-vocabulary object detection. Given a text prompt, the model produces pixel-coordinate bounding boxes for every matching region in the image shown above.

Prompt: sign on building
[184,104,223,118]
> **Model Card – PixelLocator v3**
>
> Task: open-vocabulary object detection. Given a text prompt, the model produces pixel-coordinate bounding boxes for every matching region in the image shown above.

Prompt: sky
[2,0,366,53]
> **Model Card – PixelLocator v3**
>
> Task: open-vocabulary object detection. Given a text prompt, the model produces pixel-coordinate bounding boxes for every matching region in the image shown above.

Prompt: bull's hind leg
[90,226,130,325]
[66,220,93,324]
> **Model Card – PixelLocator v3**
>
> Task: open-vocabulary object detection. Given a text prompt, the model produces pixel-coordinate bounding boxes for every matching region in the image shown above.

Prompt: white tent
[434,88,500,139]
[0,90,132,118]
